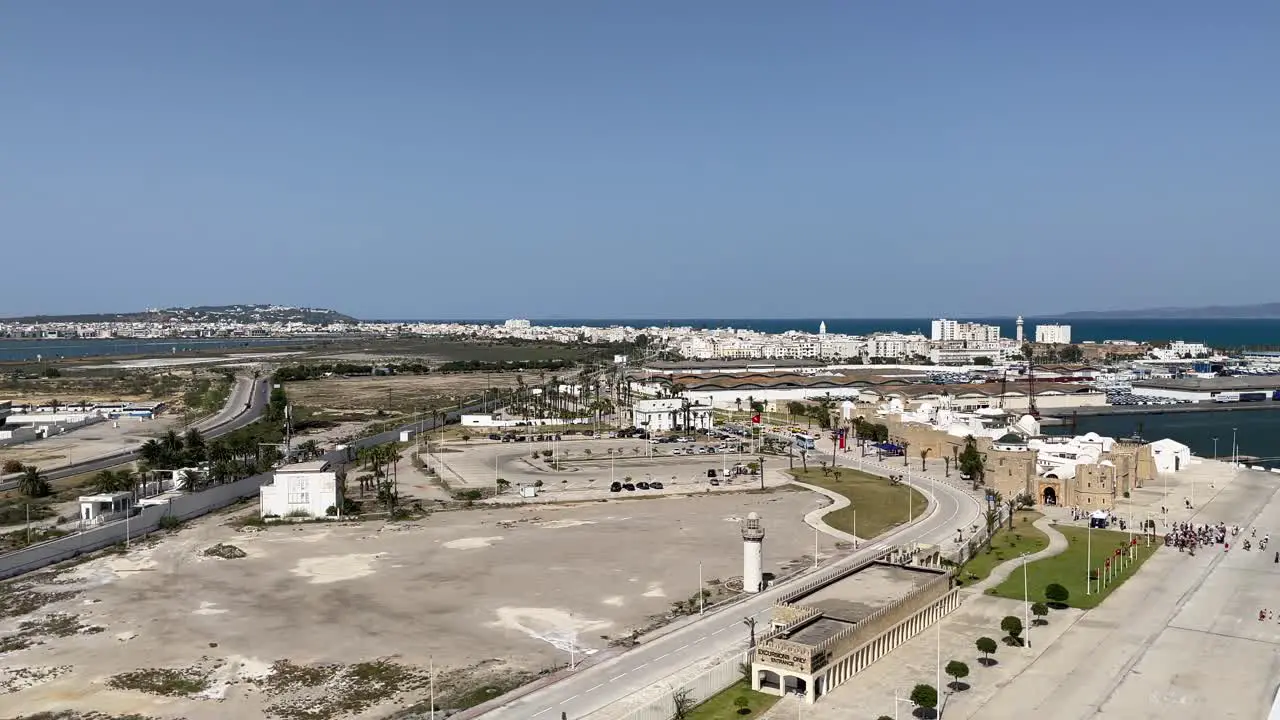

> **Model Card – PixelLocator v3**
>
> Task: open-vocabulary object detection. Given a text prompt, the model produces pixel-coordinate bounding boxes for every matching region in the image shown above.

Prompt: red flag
[751,414,761,424]
[1115,548,1122,557]
[839,434,846,450]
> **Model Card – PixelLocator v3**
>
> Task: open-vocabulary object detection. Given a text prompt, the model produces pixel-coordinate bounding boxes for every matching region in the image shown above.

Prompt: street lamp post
[1213,436,1218,460]
[1086,522,1093,596]
[1232,427,1238,466]
[1021,551,1030,648]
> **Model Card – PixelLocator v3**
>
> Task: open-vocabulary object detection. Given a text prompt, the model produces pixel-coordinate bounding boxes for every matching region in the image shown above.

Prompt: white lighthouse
[742,511,766,593]
[1015,315,1024,345]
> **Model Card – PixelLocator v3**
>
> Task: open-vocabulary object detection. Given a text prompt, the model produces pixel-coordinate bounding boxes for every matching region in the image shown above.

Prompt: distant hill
[1060,302,1280,319]
[2,304,359,325]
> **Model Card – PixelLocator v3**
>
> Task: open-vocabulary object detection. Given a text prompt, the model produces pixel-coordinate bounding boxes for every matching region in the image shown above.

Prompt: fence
[605,652,749,720]
[0,471,271,581]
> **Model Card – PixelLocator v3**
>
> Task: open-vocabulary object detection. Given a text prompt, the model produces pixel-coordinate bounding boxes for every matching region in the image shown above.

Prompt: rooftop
[777,564,934,647]
[277,460,332,473]
[1135,377,1280,391]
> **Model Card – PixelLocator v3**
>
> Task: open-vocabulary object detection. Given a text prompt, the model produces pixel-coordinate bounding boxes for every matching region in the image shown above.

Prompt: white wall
[1129,387,1212,401]
[260,470,339,518]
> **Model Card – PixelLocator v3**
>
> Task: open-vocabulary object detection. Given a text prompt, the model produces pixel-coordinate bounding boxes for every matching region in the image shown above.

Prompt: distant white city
[0,315,1092,366]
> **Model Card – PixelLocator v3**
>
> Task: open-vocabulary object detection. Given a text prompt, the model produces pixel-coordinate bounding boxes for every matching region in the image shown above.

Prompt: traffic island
[787,468,927,539]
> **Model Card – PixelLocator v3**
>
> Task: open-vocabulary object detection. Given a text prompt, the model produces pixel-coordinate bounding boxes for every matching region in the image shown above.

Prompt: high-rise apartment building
[931,318,1001,343]
[1035,324,1072,344]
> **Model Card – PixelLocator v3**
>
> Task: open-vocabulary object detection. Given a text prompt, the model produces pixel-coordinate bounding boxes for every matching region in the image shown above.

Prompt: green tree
[2,459,25,474]
[958,435,985,486]
[1059,344,1084,363]
[93,469,133,494]
[733,696,750,713]
[945,660,970,689]
[1045,583,1070,607]
[1001,615,1024,645]
[909,684,938,712]
[976,636,997,665]
[1031,602,1050,625]
[18,465,51,498]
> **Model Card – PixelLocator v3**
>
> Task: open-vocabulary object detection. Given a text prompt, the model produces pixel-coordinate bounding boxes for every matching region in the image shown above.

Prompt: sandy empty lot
[286,374,522,413]
[1,490,828,719]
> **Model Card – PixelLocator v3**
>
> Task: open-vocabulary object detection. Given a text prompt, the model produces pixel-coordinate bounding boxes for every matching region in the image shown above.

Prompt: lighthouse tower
[1015,316,1024,345]
[742,512,766,593]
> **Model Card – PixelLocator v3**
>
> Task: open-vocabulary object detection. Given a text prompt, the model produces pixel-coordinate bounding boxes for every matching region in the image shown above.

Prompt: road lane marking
[533,709,550,717]
[636,662,650,668]
[655,653,670,660]
[610,674,627,682]
[712,627,726,635]
[587,684,603,692]
[676,644,689,651]
[560,694,580,704]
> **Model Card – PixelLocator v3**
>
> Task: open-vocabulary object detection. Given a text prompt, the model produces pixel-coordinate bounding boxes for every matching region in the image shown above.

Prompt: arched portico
[757,669,781,691]
[1043,486,1058,505]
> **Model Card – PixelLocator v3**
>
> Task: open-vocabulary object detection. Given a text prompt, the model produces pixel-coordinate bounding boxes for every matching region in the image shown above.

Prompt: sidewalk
[967,517,1068,594]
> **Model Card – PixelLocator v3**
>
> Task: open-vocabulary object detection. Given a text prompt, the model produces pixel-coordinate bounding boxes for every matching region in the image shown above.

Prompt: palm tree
[900,440,911,467]
[93,469,132,494]
[139,439,165,467]
[18,465,50,498]
[920,447,931,472]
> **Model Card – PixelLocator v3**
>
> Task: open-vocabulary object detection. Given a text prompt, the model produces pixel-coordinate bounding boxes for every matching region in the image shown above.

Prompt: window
[288,477,310,505]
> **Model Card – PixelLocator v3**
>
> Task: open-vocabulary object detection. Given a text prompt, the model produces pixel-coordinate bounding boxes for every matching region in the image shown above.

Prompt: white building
[1150,341,1211,360]
[1149,438,1192,474]
[259,460,340,518]
[930,319,1001,344]
[78,492,135,526]
[1035,324,1072,345]
[632,398,714,433]
[867,332,931,360]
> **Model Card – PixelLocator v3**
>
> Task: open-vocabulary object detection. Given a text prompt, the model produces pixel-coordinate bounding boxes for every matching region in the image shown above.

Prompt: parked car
[707,469,718,478]
[709,478,721,486]
[636,481,650,490]
[622,483,636,491]
[650,481,664,490]
[610,482,622,492]
[488,433,501,441]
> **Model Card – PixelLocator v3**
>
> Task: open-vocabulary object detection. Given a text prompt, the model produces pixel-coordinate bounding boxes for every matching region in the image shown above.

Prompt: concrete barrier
[0,471,270,581]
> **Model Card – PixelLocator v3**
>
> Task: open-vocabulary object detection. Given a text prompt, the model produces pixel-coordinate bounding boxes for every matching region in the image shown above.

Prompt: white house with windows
[632,399,714,433]
[259,460,340,518]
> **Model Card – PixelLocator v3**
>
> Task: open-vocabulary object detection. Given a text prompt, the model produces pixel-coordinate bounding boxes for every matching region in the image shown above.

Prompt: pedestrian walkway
[966,517,1068,594]
[791,479,863,544]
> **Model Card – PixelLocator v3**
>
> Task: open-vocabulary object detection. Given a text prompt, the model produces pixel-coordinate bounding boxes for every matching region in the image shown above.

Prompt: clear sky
[3,2,1278,320]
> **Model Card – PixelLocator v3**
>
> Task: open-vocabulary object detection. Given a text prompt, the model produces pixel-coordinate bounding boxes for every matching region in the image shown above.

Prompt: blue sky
[3,2,1278,320]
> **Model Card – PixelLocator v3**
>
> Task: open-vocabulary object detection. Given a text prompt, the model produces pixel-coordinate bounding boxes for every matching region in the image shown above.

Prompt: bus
[793,433,816,450]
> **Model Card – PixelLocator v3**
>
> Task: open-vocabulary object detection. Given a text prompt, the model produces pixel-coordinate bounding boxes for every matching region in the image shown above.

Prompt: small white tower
[1015,316,1024,345]
[742,511,766,593]
[818,321,827,336]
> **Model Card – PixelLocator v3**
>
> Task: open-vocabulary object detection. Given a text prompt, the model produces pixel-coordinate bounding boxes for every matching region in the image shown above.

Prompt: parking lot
[431,434,797,501]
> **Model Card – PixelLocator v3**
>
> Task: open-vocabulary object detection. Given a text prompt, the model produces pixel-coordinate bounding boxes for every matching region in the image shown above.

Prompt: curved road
[0,374,270,489]
[478,447,983,720]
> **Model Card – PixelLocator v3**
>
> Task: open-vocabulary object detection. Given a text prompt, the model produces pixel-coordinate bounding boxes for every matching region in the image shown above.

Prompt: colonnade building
[750,553,960,704]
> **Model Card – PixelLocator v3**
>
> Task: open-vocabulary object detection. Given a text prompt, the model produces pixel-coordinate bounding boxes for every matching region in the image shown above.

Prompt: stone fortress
[859,394,1191,512]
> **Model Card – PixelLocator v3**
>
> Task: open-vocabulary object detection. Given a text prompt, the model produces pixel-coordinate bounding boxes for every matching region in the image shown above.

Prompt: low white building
[78,492,135,526]
[632,399,714,433]
[1149,438,1192,474]
[259,460,340,518]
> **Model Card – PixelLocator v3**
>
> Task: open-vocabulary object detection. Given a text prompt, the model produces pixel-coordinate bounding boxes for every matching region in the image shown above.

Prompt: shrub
[1045,583,1069,607]
[325,505,338,517]
[1031,602,1049,624]
[158,515,183,531]
[910,683,937,710]
[976,636,997,664]
[945,660,970,688]
[2,459,23,474]
[1001,615,1023,644]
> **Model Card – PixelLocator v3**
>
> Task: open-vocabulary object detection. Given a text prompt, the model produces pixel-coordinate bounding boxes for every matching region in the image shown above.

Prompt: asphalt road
[0,375,268,489]
[477,448,984,720]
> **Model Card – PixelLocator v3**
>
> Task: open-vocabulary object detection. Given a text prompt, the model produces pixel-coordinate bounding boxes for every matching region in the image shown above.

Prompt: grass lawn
[989,524,1163,610]
[788,467,927,539]
[958,511,1048,586]
[687,679,779,720]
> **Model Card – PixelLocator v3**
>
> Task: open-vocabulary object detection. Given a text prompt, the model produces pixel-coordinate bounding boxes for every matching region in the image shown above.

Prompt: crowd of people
[1165,522,1272,558]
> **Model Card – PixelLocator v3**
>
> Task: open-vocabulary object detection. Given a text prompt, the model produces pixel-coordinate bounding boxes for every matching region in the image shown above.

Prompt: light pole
[1212,436,1218,460]
[1086,522,1093,596]
[699,561,704,614]
[1021,551,1030,649]
[1232,426,1238,466]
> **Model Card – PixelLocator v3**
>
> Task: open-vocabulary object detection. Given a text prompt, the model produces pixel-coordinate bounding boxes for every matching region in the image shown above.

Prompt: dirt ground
[0,414,184,469]
[286,374,523,413]
[0,491,827,719]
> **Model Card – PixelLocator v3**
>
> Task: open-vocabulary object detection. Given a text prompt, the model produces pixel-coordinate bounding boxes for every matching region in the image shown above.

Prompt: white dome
[747,511,759,520]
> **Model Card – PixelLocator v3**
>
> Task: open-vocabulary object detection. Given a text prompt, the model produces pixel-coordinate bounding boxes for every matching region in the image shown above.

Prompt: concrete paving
[795,462,1280,720]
